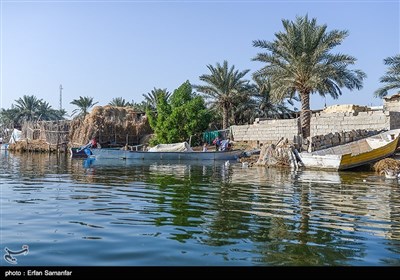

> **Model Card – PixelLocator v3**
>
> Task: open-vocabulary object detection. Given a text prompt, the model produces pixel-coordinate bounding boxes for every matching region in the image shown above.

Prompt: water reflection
[1,152,400,265]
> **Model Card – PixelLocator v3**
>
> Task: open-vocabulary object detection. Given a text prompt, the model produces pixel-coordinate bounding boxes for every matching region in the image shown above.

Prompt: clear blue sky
[1,0,399,117]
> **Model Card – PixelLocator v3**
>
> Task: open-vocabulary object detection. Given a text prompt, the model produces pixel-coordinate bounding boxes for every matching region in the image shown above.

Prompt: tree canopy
[147,81,212,145]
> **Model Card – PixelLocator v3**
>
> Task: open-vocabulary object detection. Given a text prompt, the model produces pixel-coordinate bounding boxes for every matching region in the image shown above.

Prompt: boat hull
[299,129,400,170]
[91,148,243,161]
[299,154,342,170]
[339,135,400,170]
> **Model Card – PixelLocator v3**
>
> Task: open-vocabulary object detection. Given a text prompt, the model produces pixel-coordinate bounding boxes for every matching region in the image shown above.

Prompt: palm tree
[108,97,131,107]
[374,54,400,98]
[253,15,366,138]
[70,96,98,118]
[0,107,20,127]
[253,76,297,119]
[130,101,148,112]
[194,60,252,129]
[37,100,65,120]
[142,88,171,110]
[0,95,65,126]
[231,92,257,125]
[14,95,41,121]
[54,109,68,120]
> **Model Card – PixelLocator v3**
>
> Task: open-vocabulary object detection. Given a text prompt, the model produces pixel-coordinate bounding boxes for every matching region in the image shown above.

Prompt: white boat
[298,129,400,170]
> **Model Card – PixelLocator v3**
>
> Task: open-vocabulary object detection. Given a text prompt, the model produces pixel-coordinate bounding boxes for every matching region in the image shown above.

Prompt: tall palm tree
[108,97,131,107]
[194,60,252,129]
[142,88,171,111]
[253,15,365,138]
[70,96,98,118]
[14,95,41,121]
[374,54,400,98]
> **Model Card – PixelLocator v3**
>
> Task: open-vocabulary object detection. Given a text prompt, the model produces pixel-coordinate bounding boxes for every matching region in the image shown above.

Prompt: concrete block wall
[232,110,399,145]
[231,118,298,145]
[311,110,390,135]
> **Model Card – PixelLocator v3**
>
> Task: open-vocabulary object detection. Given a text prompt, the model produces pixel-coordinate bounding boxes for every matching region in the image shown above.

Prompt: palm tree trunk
[300,91,311,138]
[222,106,229,129]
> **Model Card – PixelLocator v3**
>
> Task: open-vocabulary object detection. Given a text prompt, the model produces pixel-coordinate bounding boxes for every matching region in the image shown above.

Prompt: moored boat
[298,129,400,170]
[90,148,243,161]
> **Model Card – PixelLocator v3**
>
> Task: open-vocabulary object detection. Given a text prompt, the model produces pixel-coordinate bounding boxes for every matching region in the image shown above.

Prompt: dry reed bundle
[68,105,152,147]
[255,139,293,167]
[373,158,400,175]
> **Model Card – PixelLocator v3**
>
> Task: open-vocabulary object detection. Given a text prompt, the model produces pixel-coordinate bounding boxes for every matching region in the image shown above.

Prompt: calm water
[1,151,400,266]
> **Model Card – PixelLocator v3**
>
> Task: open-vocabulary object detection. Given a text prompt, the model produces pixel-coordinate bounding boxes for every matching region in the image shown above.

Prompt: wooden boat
[90,148,243,161]
[298,129,400,170]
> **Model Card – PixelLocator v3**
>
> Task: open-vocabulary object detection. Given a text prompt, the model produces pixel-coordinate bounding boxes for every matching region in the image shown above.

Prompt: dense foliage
[147,81,212,145]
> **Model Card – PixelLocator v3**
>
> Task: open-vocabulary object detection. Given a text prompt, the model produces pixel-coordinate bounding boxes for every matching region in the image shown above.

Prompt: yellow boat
[298,129,400,170]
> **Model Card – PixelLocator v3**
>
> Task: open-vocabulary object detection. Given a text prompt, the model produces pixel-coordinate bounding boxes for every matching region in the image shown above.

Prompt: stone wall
[308,129,380,152]
[231,110,400,148]
[390,111,400,129]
